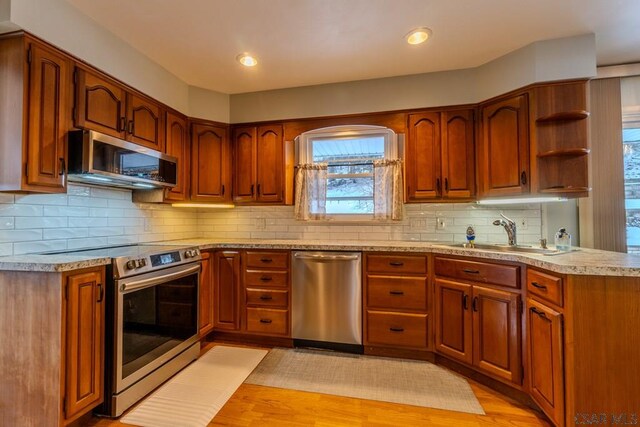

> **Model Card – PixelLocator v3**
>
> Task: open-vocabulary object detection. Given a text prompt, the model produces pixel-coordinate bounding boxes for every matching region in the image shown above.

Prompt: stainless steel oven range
[61,244,202,417]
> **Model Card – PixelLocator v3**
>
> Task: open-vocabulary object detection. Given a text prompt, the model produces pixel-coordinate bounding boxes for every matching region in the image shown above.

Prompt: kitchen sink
[444,243,560,255]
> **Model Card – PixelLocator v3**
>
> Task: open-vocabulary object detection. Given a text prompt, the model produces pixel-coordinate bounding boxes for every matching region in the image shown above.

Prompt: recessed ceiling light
[405,27,432,45]
[236,53,258,67]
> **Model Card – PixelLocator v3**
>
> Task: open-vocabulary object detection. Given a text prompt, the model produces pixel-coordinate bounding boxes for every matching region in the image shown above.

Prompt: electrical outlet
[519,218,528,230]
[436,217,446,230]
[255,218,266,230]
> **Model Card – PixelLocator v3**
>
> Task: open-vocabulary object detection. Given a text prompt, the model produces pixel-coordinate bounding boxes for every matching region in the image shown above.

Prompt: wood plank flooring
[88,343,550,427]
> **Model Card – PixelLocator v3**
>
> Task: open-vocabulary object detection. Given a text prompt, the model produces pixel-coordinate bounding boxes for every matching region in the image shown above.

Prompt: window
[297,125,398,216]
[623,127,640,253]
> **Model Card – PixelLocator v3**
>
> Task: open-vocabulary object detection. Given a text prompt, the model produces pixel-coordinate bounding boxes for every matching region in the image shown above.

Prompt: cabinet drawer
[434,257,520,289]
[245,251,289,269]
[244,270,288,288]
[366,275,427,311]
[366,311,428,349]
[246,308,288,335]
[365,254,427,275]
[527,269,563,307]
[246,288,289,308]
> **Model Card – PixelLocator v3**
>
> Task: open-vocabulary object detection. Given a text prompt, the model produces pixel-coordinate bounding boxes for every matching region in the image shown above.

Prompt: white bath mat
[121,346,268,427]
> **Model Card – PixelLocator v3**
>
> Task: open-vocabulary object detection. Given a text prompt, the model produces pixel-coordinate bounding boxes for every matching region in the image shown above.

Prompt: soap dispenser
[554,228,572,251]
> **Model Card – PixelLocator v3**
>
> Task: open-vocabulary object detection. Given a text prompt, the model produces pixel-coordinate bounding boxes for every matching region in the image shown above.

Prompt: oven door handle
[119,264,201,293]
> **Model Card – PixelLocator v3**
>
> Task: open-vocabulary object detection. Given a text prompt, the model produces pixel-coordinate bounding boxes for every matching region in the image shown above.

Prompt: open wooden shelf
[537,148,590,158]
[536,110,590,123]
[539,186,591,194]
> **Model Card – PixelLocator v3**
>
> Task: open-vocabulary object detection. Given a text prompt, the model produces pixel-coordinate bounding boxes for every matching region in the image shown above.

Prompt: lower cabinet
[199,251,214,337]
[63,268,105,422]
[434,257,522,386]
[213,250,241,331]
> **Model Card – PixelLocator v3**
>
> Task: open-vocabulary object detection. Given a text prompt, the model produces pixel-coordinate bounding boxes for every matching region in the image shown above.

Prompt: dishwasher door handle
[293,253,360,261]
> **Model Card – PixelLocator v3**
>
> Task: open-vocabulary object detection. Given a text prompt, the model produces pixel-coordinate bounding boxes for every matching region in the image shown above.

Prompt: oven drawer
[157,283,196,303]
[244,270,288,288]
[157,302,195,328]
[246,308,289,335]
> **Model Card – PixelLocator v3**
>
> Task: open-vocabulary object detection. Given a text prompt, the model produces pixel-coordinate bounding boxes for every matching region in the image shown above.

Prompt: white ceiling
[65,0,640,94]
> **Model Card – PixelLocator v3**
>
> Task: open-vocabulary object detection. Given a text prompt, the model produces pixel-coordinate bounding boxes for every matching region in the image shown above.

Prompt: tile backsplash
[0,184,542,256]
[0,184,199,256]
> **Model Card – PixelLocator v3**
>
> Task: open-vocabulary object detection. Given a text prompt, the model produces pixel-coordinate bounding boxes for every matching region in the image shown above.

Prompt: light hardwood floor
[88,343,551,427]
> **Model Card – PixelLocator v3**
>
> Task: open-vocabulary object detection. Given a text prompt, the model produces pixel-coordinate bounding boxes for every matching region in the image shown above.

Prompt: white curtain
[373,159,403,220]
[294,163,328,220]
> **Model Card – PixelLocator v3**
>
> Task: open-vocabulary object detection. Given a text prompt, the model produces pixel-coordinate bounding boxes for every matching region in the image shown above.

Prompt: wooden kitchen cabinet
[232,124,291,204]
[191,121,231,203]
[406,109,475,201]
[363,253,430,353]
[478,94,530,197]
[0,33,72,193]
[75,67,165,151]
[527,297,564,426]
[199,251,214,338]
[63,268,105,421]
[434,257,522,386]
[164,111,190,202]
[213,250,241,330]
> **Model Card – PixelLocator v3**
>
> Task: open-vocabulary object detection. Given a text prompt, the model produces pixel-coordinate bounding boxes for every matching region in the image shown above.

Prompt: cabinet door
[479,94,529,197]
[74,68,127,139]
[25,41,71,192]
[126,93,165,150]
[434,278,472,364]
[232,126,257,203]
[256,124,284,203]
[406,112,441,201]
[441,109,475,199]
[213,251,241,330]
[199,251,214,337]
[472,286,522,384]
[64,269,104,421]
[191,123,231,202]
[527,298,564,426]
[164,112,190,202]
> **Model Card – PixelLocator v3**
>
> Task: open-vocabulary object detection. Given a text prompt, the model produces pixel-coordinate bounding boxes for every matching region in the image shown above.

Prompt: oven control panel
[114,246,201,278]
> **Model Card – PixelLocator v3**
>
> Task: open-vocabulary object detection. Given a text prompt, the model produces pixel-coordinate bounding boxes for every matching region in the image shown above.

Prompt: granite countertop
[1,238,640,276]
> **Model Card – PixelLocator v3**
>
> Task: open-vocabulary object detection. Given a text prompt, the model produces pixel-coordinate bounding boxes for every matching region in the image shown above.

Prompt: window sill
[297,215,401,225]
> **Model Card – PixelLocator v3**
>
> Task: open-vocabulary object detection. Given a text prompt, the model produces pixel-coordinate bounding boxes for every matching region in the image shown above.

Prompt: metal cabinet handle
[259,295,273,300]
[530,307,547,319]
[250,184,254,196]
[97,283,103,303]
[222,185,225,196]
[128,120,134,135]
[521,171,527,185]
[463,294,469,310]
[444,177,449,193]
[389,290,404,296]
[436,178,441,195]
[58,158,66,177]
[260,276,272,282]
[389,261,404,267]
[257,184,261,195]
[531,281,547,290]
[463,269,480,274]
[389,327,404,332]
[260,318,272,324]
[260,258,273,263]
[472,296,479,312]
[119,117,127,133]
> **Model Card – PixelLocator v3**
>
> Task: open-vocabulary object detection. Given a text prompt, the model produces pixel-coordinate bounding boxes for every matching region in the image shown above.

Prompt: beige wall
[231,34,597,123]
[188,86,230,123]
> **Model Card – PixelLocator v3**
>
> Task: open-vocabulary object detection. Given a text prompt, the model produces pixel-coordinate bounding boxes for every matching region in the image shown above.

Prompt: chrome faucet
[493,213,517,246]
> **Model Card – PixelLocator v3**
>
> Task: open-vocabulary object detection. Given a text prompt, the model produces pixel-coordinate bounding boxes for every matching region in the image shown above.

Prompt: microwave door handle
[119,264,201,293]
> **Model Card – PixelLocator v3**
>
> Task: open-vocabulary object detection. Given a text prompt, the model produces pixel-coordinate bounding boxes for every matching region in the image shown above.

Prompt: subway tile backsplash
[0,184,542,256]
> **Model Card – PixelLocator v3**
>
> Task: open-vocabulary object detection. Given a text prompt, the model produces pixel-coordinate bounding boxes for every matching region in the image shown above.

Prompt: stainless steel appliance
[67,130,178,189]
[291,251,362,353]
[58,244,201,417]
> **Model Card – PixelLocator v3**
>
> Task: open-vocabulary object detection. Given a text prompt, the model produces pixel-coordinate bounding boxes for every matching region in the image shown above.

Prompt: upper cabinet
[191,121,231,203]
[406,109,475,202]
[164,111,190,202]
[478,94,530,198]
[74,67,165,151]
[232,123,293,205]
[0,33,72,193]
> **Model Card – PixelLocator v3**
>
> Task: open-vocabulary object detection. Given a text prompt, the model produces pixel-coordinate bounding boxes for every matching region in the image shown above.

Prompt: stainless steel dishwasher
[292,251,362,352]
